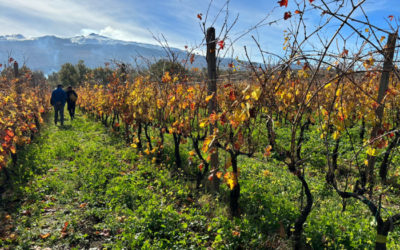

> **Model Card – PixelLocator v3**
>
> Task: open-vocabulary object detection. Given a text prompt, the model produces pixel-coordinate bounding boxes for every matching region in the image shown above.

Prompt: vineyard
[1,0,400,249]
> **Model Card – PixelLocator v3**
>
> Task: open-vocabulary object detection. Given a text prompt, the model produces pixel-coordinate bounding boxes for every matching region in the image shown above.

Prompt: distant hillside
[0,33,300,75]
[0,33,213,75]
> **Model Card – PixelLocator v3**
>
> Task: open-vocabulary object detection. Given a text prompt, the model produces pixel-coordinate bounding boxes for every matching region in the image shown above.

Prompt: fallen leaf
[100,229,110,237]
[40,233,51,239]
[79,203,87,208]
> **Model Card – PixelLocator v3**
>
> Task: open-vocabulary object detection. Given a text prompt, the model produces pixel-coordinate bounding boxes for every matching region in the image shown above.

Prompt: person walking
[51,84,67,126]
[66,85,78,120]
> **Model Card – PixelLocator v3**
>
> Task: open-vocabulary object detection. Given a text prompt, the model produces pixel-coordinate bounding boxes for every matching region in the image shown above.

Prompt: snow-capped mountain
[0,33,180,52]
[0,34,36,41]
[70,33,180,51]
[0,33,197,74]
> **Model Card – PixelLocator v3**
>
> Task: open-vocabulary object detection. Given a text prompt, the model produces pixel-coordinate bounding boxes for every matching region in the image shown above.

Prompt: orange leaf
[199,163,204,171]
[6,130,14,138]
[216,172,223,179]
[197,13,202,20]
[61,222,69,232]
[10,145,16,154]
[295,10,302,14]
[40,233,51,239]
[79,203,87,208]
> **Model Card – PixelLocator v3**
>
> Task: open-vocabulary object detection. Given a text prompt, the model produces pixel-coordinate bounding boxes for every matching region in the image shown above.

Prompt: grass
[0,109,399,249]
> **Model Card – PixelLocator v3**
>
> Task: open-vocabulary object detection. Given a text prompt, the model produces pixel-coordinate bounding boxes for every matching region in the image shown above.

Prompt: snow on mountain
[0,34,36,41]
[0,33,180,51]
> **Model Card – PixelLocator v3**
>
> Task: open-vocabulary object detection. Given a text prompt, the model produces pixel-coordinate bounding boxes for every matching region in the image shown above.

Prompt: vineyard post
[207,27,220,194]
[367,32,397,187]
[121,63,130,143]
[14,61,18,78]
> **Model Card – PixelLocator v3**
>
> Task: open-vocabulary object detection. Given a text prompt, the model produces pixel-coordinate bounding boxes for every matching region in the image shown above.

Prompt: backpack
[69,92,77,102]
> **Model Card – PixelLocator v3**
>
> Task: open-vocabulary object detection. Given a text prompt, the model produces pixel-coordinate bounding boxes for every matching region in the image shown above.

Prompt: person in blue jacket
[51,84,67,126]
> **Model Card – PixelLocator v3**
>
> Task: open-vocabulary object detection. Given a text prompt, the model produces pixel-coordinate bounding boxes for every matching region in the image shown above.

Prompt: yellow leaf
[364,159,368,166]
[189,150,196,156]
[332,131,340,140]
[223,172,237,190]
[202,136,214,153]
[251,87,262,101]
[263,170,273,177]
[366,147,379,156]
[324,83,332,88]
[380,36,386,43]
[205,94,214,102]
[131,143,137,148]
[365,28,369,32]
[327,66,332,71]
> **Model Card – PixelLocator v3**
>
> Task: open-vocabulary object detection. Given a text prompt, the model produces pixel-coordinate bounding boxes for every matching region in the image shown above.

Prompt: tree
[91,66,113,85]
[47,71,59,84]
[58,62,79,87]
[148,59,187,81]
[75,60,91,85]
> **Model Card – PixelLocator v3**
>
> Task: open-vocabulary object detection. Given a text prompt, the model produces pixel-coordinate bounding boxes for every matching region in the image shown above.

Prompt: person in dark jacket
[66,85,78,120]
[51,84,67,126]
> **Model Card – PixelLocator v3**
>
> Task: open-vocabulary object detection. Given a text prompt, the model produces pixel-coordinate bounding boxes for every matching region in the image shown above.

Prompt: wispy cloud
[0,0,399,63]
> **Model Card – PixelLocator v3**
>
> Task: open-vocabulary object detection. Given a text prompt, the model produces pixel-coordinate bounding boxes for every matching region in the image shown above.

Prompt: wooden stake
[367,32,397,187]
[207,27,220,194]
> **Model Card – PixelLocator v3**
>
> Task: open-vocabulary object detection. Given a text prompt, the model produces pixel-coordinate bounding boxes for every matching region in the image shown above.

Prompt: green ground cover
[0,110,399,249]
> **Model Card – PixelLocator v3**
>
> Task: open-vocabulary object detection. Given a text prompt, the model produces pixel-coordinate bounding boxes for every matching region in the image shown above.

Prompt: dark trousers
[54,104,64,126]
[68,107,75,119]
[68,102,76,119]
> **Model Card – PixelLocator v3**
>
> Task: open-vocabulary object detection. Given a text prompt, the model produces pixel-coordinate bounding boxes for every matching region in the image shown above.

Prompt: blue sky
[0,0,398,63]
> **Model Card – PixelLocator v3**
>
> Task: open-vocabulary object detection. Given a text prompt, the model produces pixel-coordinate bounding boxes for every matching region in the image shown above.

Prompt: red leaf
[229,90,236,101]
[341,49,348,57]
[61,222,69,232]
[0,64,2,67]
[9,57,14,63]
[218,40,225,50]
[223,83,232,88]
[197,14,202,20]
[309,0,315,3]
[284,11,292,20]
[199,163,204,171]
[277,0,288,7]
[228,63,234,68]
[220,112,227,125]
[184,45,188,49]
[388,15,394,21]
[190,54,195,64]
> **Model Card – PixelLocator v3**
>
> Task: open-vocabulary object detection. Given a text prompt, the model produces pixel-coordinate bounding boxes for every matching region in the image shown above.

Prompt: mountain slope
[0,33,208,75]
